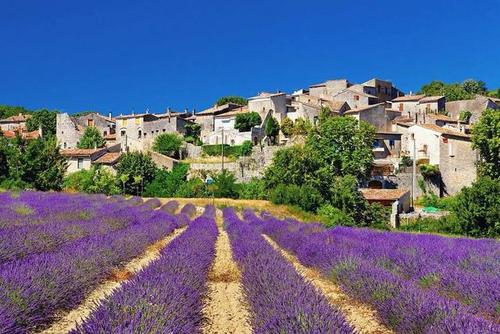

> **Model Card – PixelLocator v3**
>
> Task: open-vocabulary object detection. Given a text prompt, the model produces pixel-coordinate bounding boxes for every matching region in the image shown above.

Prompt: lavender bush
[180,203,197,218]
[160,200,179,214]
[224,208,353,334]
[247,212,500,333]
[72,206,217,333]
[143,197,162,209]
[0,206,180,333]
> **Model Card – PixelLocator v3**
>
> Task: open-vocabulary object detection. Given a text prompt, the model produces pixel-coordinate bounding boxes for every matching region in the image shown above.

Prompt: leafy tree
[116,152,157,195]
[329,175,368,225]
[419,164,440,179]
[144,164,190,197]
[216,96,247,106]
[452,177,499,238]
[184,123,201,144]
[234,112,262,132]
[64,165,120,195]
[264,116,280,144]
[319,106,334,123]
[280,117,294,137]
[26,109,57,135]
[293,118,313,136]
[471,109,500,179]
[152,133,183,158]
[213,169,239,198]
[487,88,500,98]
[420,80,446,96]
[77,126,105,149]
[459,110,472,123]
[307,116,375,180]
[443,83,473,101]
[462,79,487,95]
[318,204,355,227]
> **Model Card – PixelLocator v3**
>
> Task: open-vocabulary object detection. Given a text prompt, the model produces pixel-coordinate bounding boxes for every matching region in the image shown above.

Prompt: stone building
[445,95,499,124]
[390,94,426,118]
[362,78,404,102]
[0,113,31,131]
[417,96,446,114]
[248,92,287,124]
[191,103,244,133]
[343,103,400,131]
[56,112,115,149]
[407,124,477,195]
[287,94,350,123]
[116,112,192,152]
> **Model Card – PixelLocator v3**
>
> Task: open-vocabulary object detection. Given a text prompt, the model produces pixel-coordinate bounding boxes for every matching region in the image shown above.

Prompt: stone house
[287,94,350,124]
[344,103,400,131]
[56,112,115,149]
[360,188,411,227]
[417,96,446,114]
[61,144,121,174]
[329,87,378,109]
[191,103,244,133]
[407,124,477,195]
[309,79,352,99]
[390,94,426,118]
[116,112,192,152]
[0,113,31,131]
[445,95,499,124]
[248,92,287,124]
[362,78,404,102]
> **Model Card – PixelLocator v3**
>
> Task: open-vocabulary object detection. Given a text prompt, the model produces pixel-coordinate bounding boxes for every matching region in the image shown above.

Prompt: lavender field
[0,191,498,334]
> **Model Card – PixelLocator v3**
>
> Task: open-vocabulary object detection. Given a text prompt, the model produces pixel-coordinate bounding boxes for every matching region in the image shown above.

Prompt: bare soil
[264,235,394,334]
[40,227,187,334]
[202,211,251,334]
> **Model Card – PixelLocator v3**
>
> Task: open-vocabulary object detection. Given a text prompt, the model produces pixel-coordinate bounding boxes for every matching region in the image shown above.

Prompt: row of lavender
[0,193,176,265]
[244,211,500,333]
[72,206,217,333]
[223,208,354,333]
[0,195,186,333]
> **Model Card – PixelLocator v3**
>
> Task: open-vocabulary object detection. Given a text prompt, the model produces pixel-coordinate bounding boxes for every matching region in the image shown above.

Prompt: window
[103,131,107,137]
[121,119,128,127]
[448,142,455,157]
[87,119,94,127]
[162,129,166,132]
[63,142,67,148]
[138,130,142,139]
[399,103,404,111]
[354,95,360,101]
[121,130,126,136]
[135,117,141,125]
[389,139,395,149]
[77,158,84,170]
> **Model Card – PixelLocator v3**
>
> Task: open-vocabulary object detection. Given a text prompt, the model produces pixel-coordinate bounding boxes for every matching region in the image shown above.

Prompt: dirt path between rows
[202,211,251,334]
[40,227,187,334]
[263,235,394,334]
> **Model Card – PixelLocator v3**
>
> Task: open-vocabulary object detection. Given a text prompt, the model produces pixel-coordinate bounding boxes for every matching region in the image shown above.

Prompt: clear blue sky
[1,0,499,115]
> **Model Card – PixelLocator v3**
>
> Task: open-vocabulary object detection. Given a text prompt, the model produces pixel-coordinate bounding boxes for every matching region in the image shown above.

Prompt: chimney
[184,108,188,114]
[192,108,196,115]
[108,112,112,120]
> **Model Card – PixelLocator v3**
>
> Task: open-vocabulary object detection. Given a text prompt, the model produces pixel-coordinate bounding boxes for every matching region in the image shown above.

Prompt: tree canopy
[419,79,490,102]
[152,133,183,157]
[215,96,247,106]
[116,152,157,195]
[77,126,106,149]
[26,109,57,136]
[472,109,499,179]
[234,112,262,132]
[0,105,32,120]
[264,116,280,144]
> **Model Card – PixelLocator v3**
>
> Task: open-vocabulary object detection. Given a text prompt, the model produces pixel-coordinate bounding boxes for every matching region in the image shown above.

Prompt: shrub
[175,178,206,198]
[184,123,201,144]
[216,96,247,106]
[202,144,242,157]
[116,152,157,195]
[419,164,440,178]
[213,170,239,199]
[269,184,301,206]
[400,216,461,235]
[240,140,253,156]
[452,177,500,238]
[235,112,261,132]
[297,184,324,212]
[280,117,294,137]
[365,203,390,229]
[64,166,120,195]
[77,126,105,149]
[400,155,412,168]
[143,164,189,198]
[239,177,267,200]
[317,204,355,228]
[152,133,183,158]
[264,116,280,144]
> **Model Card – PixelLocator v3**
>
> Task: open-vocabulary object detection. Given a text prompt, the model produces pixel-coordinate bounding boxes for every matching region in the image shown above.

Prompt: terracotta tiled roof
[60,148,105,157]
[94,152,121,164]
[104,133,117,140]
[1,129,39,140]
[392,94,425,102]
[195,103,244,116]
[418,96,445,103]
[426,114,458,122]
[360,188,409,201]
[248,92,285,100]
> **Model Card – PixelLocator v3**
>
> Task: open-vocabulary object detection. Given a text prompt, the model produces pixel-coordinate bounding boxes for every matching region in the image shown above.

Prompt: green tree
[452,177,499,238]
[234,112,262,132]
[264,116,280,144]
[459,110,472,123]
[184,123,201,144]
[240,140,253,156]
[280,117,294,137]
[238,177,267,199]
[116,152,157,194]
[216,96,247,106]
[26,109,57,135]
[420,80,446,96]
[471,109,500,179]
[144,164,190,197]
[77,126,106,149]
[213,169,239,198]
[152,133,183,158]
[462,79,487,95]
[64,165,120,195]
[293,118,313,136]
[329,175,369,225]
[307,116,375,180]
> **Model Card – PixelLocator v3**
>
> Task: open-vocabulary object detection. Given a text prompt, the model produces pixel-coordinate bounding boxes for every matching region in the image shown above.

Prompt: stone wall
[150,151,179,170]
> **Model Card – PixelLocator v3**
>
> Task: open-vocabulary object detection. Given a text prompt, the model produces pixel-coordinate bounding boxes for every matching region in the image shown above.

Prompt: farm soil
[264,235,394,334]
[40,227,187,334]
[202,210,251,334]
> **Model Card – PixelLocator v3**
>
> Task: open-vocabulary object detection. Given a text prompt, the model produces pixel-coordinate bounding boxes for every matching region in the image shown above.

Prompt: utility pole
[221,127,225,171]
[411,133,417,209]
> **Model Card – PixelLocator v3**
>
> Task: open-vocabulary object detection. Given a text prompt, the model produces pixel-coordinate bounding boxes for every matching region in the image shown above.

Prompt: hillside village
[1,77,499,227]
